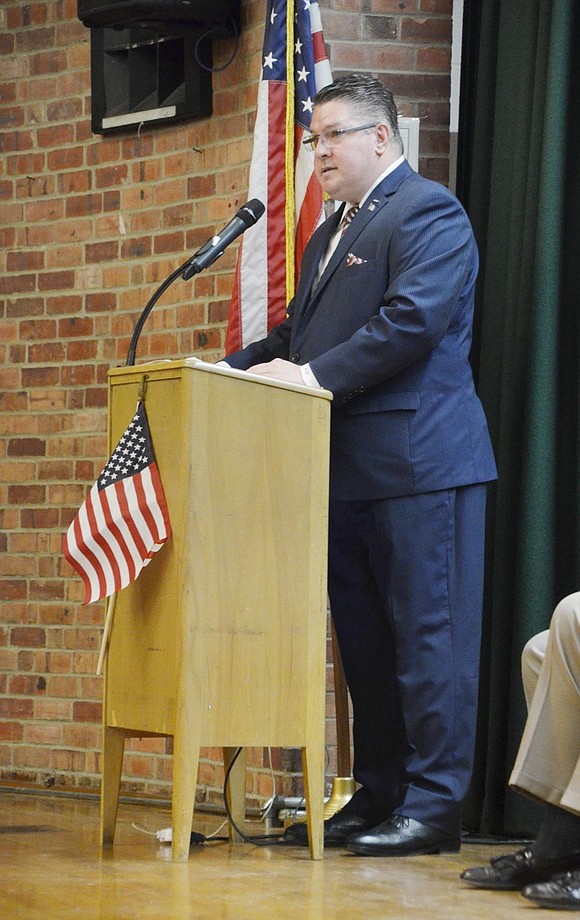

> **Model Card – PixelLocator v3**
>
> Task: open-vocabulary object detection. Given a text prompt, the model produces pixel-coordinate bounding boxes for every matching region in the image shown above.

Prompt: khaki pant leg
[521,629,549,709]
[509,592,580,815]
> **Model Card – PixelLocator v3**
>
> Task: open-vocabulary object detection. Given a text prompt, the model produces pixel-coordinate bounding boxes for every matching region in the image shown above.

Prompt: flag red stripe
[84,487,118,598]
[146,462,171,539]
[114,477,150,560]
[100,486,138,585]
[88,488,127,594]
[312,31,326,63]
[225,256,243,353]
[63,485,111,604]
[69,504,104,605]
[266,81,290,329]
[295,171,323,276]
[132,469,161,544]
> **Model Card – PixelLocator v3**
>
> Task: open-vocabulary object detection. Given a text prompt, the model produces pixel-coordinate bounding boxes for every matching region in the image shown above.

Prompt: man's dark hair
[314,73,403,153]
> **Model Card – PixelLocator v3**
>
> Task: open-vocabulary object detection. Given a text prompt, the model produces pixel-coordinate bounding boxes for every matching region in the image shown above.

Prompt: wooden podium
[99,359,332,861]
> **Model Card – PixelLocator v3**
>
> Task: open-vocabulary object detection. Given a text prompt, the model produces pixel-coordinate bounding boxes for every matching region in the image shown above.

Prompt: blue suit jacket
[227,160,497,499]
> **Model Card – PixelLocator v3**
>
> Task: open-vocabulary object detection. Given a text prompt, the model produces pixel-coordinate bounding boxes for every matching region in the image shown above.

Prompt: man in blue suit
[224,73,497,856]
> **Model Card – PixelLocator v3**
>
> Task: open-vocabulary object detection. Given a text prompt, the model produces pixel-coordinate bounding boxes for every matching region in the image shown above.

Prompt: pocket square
[346,252,367,266]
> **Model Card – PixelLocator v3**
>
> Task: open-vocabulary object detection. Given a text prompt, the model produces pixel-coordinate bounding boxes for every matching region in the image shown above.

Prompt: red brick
[9,674,44,695]
[7,438,46,457]
[0,581,28,601]
[37,271,75,293]
[61,364,95,387]
[0,33,15,53]
[401,15,452,43]
[47,98,84,121]
[0,128,30,154]
[0,227,16,248]
[103,190,121,211]
[416,45,452,71]
[120,237,152,259]
[6,251,45,272]
[0,107,25,130]
[29,581,65,600]
[84,388,108,408]
[0,699,34,718]
[73,701,102,723]
[66,340,98,362]
[0,274,36,295]
[30,50,68,75]
[24,198,65,223]
[57,316,94,337]
[8,5,48,27]
[65,194,103,217]
[153,231,185,254]
[0,722,24,741]
[6,152,46,175]
[46,146,84,171]
[22,367,60,388]
[85,241,119,263]
[95,164,128,188]
[20,508,60,529]
[420,0,452,13]
[11,627,46,647]
[15,27,56,52]
[8,478,44,499]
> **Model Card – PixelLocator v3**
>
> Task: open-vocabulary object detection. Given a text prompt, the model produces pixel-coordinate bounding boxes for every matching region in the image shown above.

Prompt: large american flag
[63,402,171,605]
[225,0,332,353]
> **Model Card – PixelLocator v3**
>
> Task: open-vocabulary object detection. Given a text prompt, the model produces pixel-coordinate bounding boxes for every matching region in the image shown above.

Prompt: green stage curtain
[457,0,580,835]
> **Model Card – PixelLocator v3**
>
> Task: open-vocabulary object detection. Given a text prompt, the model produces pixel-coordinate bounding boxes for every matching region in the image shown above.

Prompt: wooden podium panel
[100,359,331,860]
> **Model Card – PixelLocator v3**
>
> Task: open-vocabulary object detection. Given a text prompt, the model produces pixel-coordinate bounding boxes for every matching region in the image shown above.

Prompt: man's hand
[249,359,304,385]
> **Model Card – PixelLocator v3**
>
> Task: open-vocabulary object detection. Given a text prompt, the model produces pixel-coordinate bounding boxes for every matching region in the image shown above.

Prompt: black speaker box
[77,0,240,30]
[88,24,214,133]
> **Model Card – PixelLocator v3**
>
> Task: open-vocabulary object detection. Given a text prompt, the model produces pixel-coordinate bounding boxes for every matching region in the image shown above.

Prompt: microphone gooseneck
[126,199,265,365]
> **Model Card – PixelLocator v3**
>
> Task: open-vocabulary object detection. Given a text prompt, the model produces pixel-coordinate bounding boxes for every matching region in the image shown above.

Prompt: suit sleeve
[224,305,294,369]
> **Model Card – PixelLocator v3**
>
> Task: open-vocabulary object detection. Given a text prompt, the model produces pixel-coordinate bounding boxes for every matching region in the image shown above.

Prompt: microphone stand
[126,259,200,367]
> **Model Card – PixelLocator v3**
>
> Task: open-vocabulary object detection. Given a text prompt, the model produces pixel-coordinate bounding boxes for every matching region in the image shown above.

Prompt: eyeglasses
[302,122,378,152]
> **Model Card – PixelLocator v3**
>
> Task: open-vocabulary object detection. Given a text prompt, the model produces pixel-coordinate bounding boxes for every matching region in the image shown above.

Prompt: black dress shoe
[460,848,580,890]
[522,870,580,909]
[346,814,460,857]
[283,809,381,848]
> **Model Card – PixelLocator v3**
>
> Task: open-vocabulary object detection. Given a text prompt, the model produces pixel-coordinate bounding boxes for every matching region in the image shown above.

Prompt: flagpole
[285,0,296,302]
[97,593,117,676]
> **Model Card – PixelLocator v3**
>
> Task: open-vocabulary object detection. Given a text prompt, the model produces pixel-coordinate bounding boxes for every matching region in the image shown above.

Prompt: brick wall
[0,0,453,807]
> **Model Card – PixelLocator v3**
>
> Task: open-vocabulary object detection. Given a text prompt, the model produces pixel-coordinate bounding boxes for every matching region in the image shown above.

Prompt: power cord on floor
[221,747,291,847]
[132,821,230,846]
[134,747,303,849]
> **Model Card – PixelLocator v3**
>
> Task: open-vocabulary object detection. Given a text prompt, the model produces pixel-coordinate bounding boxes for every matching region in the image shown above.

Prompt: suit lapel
[320,197,385,288]
[292,205,344,325]
[293,161,414,335]
[306,163,413,303]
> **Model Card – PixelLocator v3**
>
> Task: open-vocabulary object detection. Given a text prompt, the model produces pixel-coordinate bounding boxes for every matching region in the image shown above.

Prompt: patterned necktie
[311,205,360,297]
[341,205,359,234]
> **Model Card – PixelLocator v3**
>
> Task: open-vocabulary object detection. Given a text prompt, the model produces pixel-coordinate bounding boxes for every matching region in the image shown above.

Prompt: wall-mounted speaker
[77,0,240,31]
[78,0,240,134]
[88,24,213,133]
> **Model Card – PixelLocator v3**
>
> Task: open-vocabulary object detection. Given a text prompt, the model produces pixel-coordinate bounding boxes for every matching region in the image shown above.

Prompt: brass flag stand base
[323,776,356,819]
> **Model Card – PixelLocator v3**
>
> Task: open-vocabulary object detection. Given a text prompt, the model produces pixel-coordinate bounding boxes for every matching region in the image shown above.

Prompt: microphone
[182,199,265,280]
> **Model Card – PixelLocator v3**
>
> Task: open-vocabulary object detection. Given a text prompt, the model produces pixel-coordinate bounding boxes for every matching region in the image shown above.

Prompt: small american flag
[63,402,171,605]
[225,0,332,353]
